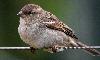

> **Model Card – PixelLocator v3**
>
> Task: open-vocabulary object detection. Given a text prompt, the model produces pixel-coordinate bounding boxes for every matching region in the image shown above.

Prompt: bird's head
[17,4,43,18]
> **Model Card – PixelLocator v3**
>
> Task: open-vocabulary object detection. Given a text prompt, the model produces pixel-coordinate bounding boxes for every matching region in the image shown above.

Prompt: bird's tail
[69,37,100,56]
[76,41,100,56]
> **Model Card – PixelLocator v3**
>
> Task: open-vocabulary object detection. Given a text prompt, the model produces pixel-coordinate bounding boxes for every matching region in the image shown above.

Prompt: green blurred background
[0,0,100,60]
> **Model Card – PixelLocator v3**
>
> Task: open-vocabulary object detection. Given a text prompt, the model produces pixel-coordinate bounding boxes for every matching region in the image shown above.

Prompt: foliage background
[0,0,100,60]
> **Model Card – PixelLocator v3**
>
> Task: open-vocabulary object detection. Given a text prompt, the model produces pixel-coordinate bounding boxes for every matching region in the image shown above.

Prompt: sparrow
[17,4,100,56]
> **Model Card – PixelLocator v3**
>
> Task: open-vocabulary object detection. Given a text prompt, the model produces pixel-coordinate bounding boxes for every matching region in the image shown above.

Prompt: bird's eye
[27,11,36,15]
[27,11,32,14]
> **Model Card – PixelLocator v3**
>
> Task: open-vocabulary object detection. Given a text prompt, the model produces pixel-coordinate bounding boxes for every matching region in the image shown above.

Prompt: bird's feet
[52,45,65,52]
[44,45,65,53]
[30,47,36,54]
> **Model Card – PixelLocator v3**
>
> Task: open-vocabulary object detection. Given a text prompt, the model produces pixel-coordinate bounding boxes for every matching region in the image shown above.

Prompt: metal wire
[0,47,30,50]
[0,46,99,50]
[65,46,100,49]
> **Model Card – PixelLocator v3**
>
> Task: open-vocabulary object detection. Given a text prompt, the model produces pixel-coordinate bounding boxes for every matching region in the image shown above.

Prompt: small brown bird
[17,4,100,56]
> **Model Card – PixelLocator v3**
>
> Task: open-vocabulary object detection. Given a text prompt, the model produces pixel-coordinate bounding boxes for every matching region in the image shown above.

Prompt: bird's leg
[52,45,65,53]
[52,45,58,53]
[43,45,59,53]
[43,45,65,53]
[30,47,36,54]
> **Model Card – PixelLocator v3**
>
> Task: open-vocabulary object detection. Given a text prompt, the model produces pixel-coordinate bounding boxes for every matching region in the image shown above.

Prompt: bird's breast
[18,20,41,47]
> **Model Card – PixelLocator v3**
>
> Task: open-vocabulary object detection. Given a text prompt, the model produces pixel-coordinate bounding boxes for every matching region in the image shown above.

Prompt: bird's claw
[30,47,36,54]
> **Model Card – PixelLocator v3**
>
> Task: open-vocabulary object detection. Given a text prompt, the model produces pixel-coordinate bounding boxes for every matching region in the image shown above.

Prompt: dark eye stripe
[27,11,32,14]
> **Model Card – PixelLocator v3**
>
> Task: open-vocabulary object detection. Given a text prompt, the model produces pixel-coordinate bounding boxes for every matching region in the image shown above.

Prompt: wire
[0,46,99,50]
[0,47,30,50]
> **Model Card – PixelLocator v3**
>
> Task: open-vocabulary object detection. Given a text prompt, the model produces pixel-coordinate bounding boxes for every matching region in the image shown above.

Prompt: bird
[17,4,100,56]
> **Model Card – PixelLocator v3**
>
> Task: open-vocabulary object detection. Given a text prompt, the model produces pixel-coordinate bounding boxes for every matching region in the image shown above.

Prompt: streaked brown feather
[43,14,78,39]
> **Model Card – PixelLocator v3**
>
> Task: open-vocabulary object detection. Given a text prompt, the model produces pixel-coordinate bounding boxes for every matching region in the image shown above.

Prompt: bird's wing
[42,12,78,39]
[42,12,100,56]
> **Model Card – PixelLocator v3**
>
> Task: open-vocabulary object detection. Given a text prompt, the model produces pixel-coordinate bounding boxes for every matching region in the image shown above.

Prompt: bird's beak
[17,11,23,16]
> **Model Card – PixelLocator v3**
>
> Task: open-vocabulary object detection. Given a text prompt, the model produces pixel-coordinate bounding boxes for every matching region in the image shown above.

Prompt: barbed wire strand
[0,46,100,50]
